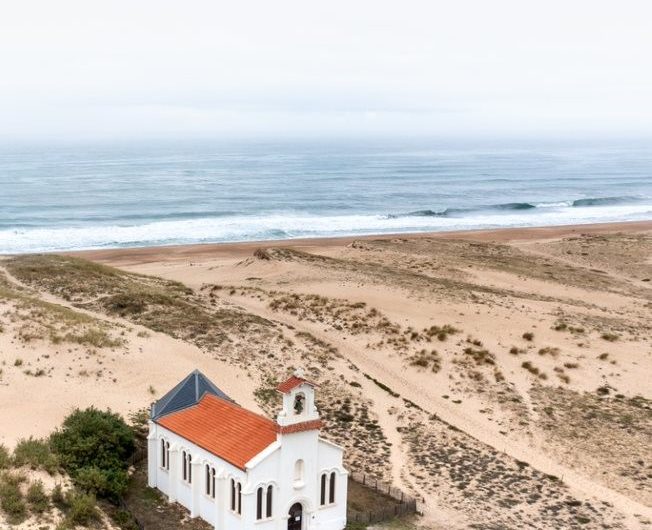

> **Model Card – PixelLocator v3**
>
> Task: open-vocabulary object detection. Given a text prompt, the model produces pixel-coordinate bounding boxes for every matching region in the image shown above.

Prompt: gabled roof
[151,370,231,420]
[276,374,318,394]
[156,393,278,470]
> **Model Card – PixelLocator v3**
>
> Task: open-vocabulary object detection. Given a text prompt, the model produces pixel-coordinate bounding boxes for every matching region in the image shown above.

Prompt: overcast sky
[1,1,651,141]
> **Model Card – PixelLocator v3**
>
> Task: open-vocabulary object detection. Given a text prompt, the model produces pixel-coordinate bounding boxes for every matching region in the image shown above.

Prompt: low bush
[51,483,67,509]
[0,444,10,469]
[12,437,58,474]
[0,472,27,524]
[65,490,100,526]
[26,480,49,513]
[538,347,560,357]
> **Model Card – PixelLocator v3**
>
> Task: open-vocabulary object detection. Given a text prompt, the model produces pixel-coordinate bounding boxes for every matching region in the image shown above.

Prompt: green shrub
[12,437,58,474]
[0,472,27,524]
[0,444,10,469]
[50,407,135,499]
[65,490,100,526]
[26,480,49,513]
[74,465,128,498]
[51,483,67,509]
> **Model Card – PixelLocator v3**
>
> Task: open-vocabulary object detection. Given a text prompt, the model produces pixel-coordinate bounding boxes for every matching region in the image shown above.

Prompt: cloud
[1,0,651,140]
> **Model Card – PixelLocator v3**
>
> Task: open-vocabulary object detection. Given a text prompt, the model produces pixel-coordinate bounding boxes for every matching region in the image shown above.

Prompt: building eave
[244,440,282,470]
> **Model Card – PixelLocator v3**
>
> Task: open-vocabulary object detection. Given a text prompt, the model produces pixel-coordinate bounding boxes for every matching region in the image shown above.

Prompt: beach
[1,219,651,529]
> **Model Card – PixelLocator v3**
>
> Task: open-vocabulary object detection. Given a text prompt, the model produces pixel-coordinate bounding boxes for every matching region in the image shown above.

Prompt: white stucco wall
[147,422,347,530]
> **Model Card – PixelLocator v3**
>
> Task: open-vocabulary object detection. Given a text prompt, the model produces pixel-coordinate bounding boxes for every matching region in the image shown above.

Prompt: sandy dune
[1,221,650,529]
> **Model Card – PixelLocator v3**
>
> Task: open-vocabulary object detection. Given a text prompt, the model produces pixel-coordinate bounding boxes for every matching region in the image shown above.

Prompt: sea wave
[388,196,644,218]
[1,199,651,254]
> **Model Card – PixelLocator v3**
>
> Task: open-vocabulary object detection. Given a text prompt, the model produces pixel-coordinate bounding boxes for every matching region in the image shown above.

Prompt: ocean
[1,139,651,254]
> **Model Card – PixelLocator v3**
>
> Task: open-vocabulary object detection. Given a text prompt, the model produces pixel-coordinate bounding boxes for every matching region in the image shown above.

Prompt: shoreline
[65,219,652,265]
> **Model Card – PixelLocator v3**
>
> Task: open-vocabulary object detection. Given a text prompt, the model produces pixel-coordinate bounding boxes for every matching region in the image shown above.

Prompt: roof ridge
[153,371,192,416]
[151,370,232,420]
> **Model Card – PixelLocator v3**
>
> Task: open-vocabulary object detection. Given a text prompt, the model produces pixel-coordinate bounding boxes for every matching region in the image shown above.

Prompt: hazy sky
[1,1,651,140]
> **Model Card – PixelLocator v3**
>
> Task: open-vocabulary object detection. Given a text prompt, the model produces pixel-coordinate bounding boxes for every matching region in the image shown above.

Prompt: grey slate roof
[151,370,232,420]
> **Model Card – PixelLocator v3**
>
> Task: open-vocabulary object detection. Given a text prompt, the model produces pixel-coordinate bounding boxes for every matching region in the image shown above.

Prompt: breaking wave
[389,197,643,219]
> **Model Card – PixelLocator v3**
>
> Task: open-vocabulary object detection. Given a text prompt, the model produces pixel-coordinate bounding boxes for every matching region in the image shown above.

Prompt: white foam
[1,203,651,254]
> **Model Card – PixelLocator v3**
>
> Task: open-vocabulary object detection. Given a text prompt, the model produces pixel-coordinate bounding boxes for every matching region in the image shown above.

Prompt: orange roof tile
[276,375,318,393]
[278,419,323,434]
[156,393,278,469]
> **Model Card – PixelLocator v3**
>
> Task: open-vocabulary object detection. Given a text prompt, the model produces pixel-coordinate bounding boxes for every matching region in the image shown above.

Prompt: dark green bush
[13,437,59,474]
[50,407,135,499]
[74,465,129,498]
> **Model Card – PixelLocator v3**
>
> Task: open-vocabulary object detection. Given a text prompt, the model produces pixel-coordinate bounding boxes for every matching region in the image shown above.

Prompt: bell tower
[276,369,320,428]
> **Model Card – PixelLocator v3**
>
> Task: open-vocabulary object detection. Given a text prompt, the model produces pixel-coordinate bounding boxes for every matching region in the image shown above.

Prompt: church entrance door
[288,502,303,530]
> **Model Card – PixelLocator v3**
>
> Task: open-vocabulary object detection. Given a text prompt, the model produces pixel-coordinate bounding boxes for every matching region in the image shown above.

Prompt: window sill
[292,480,305,490]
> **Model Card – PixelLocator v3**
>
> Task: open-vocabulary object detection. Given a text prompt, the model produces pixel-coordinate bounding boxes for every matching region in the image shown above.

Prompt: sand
[1,220,651,529]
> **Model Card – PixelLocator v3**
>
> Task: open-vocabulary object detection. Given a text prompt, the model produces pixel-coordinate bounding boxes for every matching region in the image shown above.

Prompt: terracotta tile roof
[276,375,318,394]
[278,419,323,434]
[156,393,278,469]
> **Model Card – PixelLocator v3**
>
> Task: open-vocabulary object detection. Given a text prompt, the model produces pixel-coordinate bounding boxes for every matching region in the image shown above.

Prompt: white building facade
[147,370,347,530]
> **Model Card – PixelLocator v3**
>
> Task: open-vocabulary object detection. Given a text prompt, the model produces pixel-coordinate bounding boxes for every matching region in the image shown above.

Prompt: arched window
[160,439,166,468]
[230,478,242,514]
[320,473,327,505]
[294,459,304,484]
[187,454,192,483]
[165,442,170,470]
[211,468,216,499]
[266,485,273,517]
[256,487,263,520]
[329,472,336,504]
[182,451,187,481]
[205,465,211,495]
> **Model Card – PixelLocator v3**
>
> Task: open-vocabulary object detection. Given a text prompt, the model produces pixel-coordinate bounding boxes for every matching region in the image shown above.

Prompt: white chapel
[147,370,348,530]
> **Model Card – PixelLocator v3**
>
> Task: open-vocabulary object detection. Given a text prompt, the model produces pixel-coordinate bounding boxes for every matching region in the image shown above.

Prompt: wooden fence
[116,448,148,530]
[348,471,422,524]
[127,447,147,467]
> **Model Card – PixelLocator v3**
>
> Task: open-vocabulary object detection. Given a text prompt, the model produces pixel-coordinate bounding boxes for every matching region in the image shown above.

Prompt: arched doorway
[288,502,303,530]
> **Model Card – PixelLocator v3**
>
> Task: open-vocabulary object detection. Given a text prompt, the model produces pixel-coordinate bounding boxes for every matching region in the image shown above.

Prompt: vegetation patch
[532,385,652,505]
[12,437,59,474]
[407,349,441,372]
[50,407,135,499]
[0,471,27,524]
